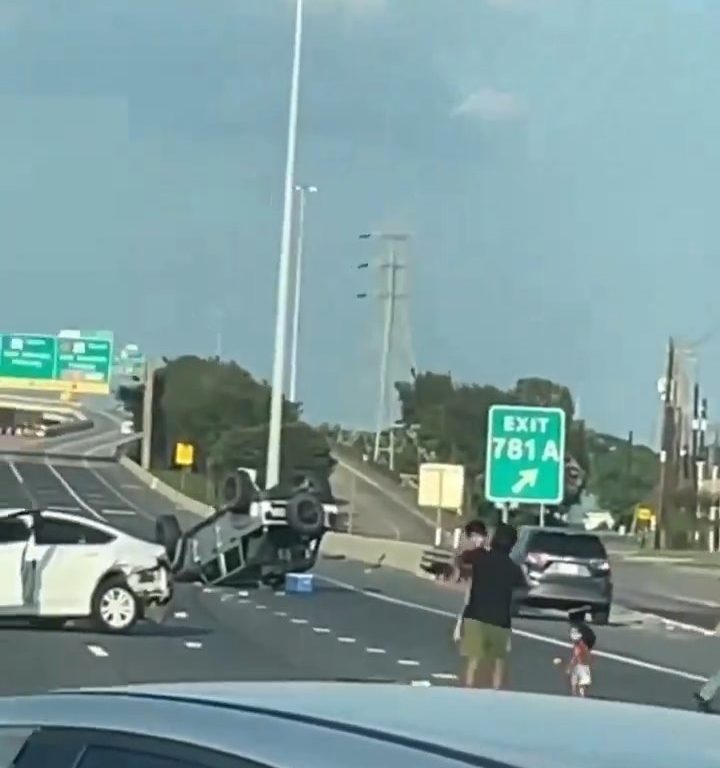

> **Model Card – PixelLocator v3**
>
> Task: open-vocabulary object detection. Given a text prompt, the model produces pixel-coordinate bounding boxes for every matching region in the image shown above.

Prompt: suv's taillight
[590,559,610,572]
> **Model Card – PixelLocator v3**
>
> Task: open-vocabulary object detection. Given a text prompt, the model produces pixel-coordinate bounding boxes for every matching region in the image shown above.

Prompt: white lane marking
[256,604,267,610]
[274,611,288,617]
[46,505,81,513]
[410,680,432,687]
[101,509,135,516]
[338,636,357,643]
[238,591,249,597]
[238,599,250,604]
[44,462,105,521]
[397,659,420,666]
[8,461,23,484]
[318,575,709,683]
[203,588,215,594]
[274,591,286,596]
[431,673,458,681]
[653,614,716,637]
[290,618,308,625]
[312,627,331,634]
[334,457,429,534]
[173,611,188,619]
[366,647,386,654]
[86,463,156,522]
[86,644,109,658]
[184,641,203,649]
[221,594,233,602]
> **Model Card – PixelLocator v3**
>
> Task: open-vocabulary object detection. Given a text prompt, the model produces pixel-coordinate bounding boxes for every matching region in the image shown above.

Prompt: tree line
[116,355,334,493]
[117,358,658,524]
[323,372,659,526]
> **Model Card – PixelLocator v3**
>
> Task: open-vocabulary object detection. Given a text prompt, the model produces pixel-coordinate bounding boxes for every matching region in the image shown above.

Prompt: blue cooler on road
[285,573,314,594]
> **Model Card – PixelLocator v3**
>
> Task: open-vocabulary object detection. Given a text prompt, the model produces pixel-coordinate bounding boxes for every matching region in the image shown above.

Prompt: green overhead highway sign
[0,333,113,394]
[484,404,565,505]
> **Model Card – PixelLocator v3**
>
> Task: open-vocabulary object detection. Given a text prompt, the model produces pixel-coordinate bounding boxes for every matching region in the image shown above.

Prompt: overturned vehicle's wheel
[220,469,256,512]
[285,492,325,538]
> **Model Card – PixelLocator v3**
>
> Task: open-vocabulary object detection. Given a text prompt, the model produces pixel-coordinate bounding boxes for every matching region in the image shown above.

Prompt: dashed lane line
[85,463,157,523]
[173,611,188,619]
[86,644,109,658]
[211,589,458,685]
[184,641,203,649]
[8,461,23,484]
[44,462,105,521]
[318,575,709,684]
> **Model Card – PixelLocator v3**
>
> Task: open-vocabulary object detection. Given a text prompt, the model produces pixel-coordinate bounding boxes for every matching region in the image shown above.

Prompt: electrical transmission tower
[357,232,416,468]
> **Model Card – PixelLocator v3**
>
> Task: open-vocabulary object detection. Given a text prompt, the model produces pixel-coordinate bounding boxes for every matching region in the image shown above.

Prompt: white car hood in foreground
[58,683,720,768]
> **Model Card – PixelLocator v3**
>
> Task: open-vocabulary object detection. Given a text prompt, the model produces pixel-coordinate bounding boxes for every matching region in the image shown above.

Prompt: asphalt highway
[0,453,715,715]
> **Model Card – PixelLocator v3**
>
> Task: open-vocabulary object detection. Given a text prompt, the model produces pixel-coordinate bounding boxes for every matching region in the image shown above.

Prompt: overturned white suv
[0,509,172,633]
[156,469,345,589]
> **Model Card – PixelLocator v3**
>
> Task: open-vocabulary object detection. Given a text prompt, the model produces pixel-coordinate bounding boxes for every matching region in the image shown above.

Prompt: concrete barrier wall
[320,532,426,576]
[118,456,214,518]
[118,456,429,574]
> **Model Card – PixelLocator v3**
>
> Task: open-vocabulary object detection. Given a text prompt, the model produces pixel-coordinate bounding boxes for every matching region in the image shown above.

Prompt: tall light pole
[266,0,304,490]
[289,183,317,404]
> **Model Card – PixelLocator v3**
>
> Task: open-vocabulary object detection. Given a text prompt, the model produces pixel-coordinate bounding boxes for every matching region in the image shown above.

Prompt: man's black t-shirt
[459,548,526,629]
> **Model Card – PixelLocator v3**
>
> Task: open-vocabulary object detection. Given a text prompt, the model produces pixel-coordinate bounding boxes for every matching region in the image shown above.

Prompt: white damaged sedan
[0,509,172,633]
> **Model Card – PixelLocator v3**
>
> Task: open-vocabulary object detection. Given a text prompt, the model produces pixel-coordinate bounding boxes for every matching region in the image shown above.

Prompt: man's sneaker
[693,692,712,713]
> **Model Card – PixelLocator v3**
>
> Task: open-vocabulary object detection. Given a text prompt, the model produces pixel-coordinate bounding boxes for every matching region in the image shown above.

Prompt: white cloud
[451,88,526,122]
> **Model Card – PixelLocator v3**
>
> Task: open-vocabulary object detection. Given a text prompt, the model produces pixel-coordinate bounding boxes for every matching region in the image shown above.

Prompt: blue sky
[1,0,720,444]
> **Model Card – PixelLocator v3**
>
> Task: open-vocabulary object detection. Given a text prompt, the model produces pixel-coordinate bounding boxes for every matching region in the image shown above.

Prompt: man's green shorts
[460,618,511,661]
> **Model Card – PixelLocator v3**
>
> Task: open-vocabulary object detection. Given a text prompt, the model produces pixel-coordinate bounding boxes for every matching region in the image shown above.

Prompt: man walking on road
[454,522,527,689]
[453,519,488,644]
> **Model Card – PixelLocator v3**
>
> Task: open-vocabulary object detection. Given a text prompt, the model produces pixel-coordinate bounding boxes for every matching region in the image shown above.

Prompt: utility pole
[655,337,675,550]
[358,232,410,464]
[141,359,156,471]
[374,246,398,463]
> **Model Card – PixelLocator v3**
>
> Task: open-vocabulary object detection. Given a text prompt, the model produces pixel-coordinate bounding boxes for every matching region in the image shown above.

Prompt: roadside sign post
[485,405,566,516]
[174,442,195,492]
[418,462,465,548]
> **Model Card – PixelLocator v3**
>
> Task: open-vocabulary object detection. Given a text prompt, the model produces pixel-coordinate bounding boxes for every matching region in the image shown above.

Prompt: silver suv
[511,526,613,625]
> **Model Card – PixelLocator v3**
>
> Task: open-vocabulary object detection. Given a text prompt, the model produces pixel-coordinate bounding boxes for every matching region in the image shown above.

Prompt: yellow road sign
[174,442,195,467]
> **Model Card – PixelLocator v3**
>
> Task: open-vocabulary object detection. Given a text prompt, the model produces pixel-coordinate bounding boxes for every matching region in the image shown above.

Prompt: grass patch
[154,469,214,505]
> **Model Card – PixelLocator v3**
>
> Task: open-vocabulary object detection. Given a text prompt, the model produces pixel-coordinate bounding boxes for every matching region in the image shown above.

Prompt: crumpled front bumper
[126,564,173,608]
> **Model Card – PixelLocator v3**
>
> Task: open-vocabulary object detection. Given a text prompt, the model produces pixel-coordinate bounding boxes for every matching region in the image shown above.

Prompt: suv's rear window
[528,532,606,559]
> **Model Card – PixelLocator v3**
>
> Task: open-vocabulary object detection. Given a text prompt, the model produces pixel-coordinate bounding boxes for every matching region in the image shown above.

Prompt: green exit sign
[484,405,566,505]
[0,332,113,394]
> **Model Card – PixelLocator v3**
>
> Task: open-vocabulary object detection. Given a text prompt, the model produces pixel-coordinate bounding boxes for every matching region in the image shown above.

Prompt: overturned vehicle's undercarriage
[155,470,345,588]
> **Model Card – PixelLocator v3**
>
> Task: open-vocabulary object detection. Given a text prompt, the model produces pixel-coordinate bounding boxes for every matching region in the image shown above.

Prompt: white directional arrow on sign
[511,468,539,495]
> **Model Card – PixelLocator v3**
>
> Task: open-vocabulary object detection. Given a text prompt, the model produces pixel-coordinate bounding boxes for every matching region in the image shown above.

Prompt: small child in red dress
[566,608,596,697]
